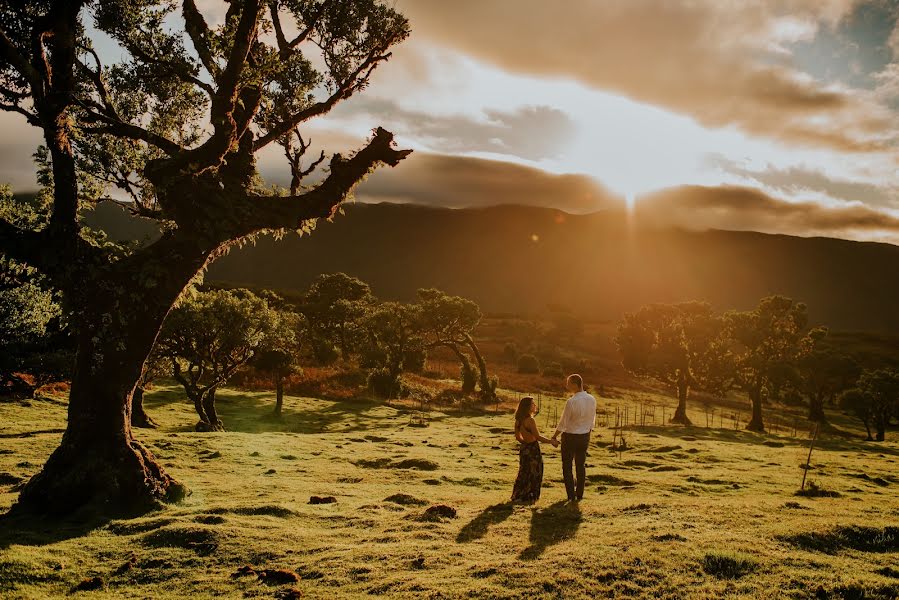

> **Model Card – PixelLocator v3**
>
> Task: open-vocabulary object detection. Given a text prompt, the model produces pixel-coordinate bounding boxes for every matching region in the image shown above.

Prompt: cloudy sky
[3,0,899,243]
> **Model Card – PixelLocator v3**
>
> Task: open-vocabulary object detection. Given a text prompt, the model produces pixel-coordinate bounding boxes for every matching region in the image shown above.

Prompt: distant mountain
[84,201,899,333]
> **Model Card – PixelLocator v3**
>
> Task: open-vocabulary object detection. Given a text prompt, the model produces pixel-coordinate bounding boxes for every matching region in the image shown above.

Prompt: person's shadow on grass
[519,500,582,560]
[456,502,515,543]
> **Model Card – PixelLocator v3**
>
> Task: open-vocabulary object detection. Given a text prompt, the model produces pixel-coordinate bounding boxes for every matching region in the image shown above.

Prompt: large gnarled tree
[616,301,728,425]
[0,0,410,513]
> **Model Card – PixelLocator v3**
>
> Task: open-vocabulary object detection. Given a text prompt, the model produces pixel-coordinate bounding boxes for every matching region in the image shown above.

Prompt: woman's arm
[525,418,554,444]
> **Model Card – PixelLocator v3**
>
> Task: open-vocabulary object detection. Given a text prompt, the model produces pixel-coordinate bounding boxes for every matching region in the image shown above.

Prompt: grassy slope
[1,385,898,599]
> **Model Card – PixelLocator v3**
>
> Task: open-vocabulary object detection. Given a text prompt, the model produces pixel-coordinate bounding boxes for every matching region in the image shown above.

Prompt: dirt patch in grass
[420,504,457,522]
[796,482,841,498]
[850,473,890,487]
[762,440,785,448]
[354,457,439,471]
[587,473,636,486]
[652,533,687,542]
[701,550,758,579]
[384,493,428,506]
[223,505,296,518]
[649,465,681,472]
[142,525,222,554]
[782,526,899,554]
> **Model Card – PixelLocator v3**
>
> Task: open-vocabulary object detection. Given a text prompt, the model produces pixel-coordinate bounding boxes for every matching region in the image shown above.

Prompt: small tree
[0,0,411,512]
[616,302,728,425]
[839,369,899,441]
[415,288,492,397]
[360,302,423,399]
[253,311,304,417]
[301,273,372,363]
[156,289,279,430]
[797,327,859,423]
[725,296,808,432]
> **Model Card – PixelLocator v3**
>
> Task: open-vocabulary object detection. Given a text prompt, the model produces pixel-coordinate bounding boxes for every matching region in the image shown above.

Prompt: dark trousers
[561,432,590,500]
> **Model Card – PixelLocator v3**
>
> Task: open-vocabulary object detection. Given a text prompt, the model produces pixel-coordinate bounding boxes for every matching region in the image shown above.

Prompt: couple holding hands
[512,374,597,504]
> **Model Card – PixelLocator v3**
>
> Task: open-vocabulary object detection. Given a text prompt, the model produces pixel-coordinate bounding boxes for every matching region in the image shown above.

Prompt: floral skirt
[511,441,543,503]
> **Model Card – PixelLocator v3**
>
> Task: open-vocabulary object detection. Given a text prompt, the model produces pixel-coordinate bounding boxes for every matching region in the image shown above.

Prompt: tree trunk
[198,387,224,431]
[670,370,692,425]
[130,385,159,429]
[746,385,765,432]
[875,419,886,442]
[465,334,494,401]
[274,373,284,417]
[808,392,827,423]
[15,322,186,515]
[862,418,873,441]
[446,343,475,394]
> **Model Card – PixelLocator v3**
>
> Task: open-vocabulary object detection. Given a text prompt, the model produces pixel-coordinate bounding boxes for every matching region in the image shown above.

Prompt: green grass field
[1,384,898,599]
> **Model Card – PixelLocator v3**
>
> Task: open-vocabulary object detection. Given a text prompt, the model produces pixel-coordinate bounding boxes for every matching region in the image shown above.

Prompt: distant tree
[301,273,373,363]
[415,288,494,397]
[360,302,423,398]
[156,289,279,430]
[0,189,71,396]
[253,311,305,417]
[0,1,410,512]
[797,327,860,423]
[130,348,168,429]
[518,354,540,374]
[616,302,728,425]
[725,296,808,432]
[839,369,899,442]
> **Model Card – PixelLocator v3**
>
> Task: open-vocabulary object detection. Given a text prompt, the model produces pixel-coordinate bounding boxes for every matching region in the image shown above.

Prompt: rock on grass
[420,504,457,522]
[258,568,300,585]
[309,496,337,505]
[72,576,104,592]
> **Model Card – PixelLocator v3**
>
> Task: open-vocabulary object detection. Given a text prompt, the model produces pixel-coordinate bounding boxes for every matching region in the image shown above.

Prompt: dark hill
[85,201,899,333]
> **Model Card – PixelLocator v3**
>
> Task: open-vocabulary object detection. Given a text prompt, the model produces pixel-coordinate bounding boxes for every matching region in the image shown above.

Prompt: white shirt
[556,390,597,434]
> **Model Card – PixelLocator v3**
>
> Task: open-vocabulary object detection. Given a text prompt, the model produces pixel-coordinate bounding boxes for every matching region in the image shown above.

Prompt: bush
[403,349,427,374]
[367,368,405,399]
[311,339,340,365]
[503,342,518,364]
[517,354,540,374]
[542,361,564,378]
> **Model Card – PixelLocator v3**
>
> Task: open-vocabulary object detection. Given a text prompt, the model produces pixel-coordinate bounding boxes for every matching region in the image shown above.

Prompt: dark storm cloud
[330,98,577,160]
[636,184,899,242]
[405,0,896,152]
[708,154,899,209]
[355,151,622,214]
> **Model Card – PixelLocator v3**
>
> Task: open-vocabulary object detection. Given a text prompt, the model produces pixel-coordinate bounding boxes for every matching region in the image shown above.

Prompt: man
[551,374,597,502]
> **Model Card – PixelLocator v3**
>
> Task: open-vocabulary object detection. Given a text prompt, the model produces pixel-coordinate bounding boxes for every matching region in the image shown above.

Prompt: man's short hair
[567,373,584,389]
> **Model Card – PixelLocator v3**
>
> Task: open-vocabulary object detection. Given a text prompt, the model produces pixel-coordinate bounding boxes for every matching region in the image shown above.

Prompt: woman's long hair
[514,396,535,435]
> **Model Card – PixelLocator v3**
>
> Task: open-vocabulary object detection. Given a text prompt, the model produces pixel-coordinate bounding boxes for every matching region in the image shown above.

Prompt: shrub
[517,354,540,374]
[503,342,518,364]
[542,361,564,378]
[701,550,757,579]
[367,368,404,399]
[403,349,427,374]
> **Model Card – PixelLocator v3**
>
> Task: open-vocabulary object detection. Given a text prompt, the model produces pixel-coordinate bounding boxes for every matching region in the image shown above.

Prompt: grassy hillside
[1,385,897,599]
[81,201,899,334]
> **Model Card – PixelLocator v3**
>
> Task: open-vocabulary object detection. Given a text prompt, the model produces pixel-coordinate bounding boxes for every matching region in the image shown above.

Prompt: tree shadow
[633,424,899,457]
[455,502,515,543]
[519,500,582,560]
[0,508,113,550]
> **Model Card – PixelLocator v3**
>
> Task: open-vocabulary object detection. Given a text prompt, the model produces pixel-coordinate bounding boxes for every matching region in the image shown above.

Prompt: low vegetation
[1,385,897,598]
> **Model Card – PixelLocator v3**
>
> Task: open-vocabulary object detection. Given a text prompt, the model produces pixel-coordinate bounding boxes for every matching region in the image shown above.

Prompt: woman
[511,396,557,503]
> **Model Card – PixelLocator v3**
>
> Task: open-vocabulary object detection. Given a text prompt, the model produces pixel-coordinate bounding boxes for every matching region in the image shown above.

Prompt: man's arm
[552,401,569,440]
